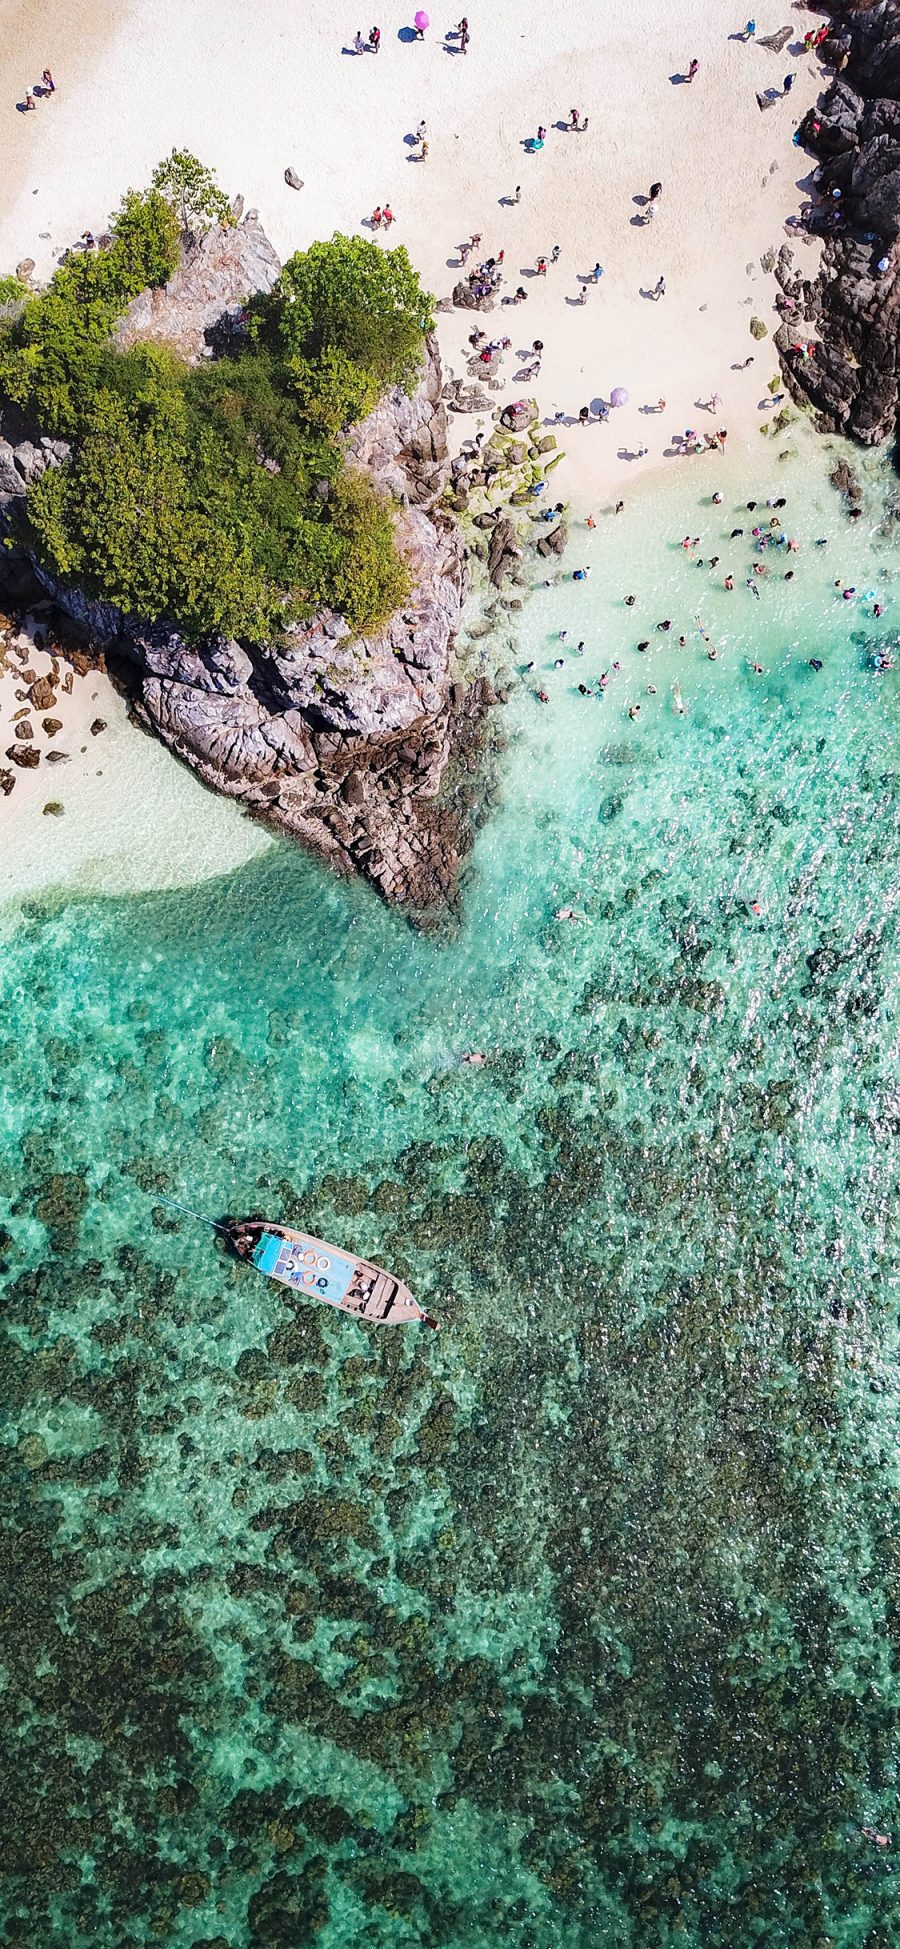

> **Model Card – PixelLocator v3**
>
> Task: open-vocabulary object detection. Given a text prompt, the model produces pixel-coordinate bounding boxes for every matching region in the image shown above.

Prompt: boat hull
[250,1225,427,1326]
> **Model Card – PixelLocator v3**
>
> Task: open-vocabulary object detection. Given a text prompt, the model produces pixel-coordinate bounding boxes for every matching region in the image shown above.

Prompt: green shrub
[109,187,180,291]
[0,187,180,435]
[0,276,26,306]
[259,233,433,409]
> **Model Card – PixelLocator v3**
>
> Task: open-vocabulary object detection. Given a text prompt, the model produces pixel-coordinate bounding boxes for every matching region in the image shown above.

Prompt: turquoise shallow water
[4,444,900,1946]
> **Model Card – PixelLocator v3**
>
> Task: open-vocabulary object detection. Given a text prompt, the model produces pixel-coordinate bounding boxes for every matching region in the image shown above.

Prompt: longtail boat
[223,1216,440,1329]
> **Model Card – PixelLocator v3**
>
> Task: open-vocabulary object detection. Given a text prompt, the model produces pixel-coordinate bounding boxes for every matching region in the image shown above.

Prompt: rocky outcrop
[0,218,482,908]
[112,214,281,361]
[783,2,900,442]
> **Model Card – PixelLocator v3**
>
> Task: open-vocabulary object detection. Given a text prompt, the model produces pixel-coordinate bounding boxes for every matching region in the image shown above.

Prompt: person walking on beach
[783,72,794,95]
[653,276,666,299]
[743,20,755,39]
[369,24,381,51]
[383,204,394,227]
[354,29,366,52]
[23,89,36,109]
[579,405,590,425]
[687,58,699,82]
[513,184,521,203]
[591,262,604,282]
[550,244,560,264]
[648,181,661,203]
[41,68,55,92]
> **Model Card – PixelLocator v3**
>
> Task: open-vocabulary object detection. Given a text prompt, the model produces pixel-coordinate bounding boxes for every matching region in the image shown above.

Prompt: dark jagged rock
[487,516,521,588]
[451,280,495,312]
[0,221,481,910]
[784,2,900,443]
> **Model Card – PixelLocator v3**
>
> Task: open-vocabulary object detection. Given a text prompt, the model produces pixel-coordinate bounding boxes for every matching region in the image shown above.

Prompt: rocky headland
[0,216,508,910]
[778,1,900,444]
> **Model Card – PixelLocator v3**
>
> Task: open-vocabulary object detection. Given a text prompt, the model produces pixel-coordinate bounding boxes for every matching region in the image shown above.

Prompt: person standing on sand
[354,30,366,52]
[687,58,699,81]
[383,204,394,227]
[653,276,666,299]
[369,24,381,51]
[783,72,794,95]
[41,68,55,92]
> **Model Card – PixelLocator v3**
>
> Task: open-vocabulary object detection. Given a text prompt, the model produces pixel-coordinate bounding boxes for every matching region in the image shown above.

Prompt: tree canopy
[0,189,432,642]
[257,232,435,420]
[151,150,234,234]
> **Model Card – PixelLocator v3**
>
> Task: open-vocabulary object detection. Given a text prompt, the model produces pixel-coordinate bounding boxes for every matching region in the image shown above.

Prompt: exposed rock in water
[831,457,861,501]
[487,516,521,588]
[0,220,484,910]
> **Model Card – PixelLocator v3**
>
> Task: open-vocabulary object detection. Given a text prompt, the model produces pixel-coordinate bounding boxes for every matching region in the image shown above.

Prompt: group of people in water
[526,487,893,714]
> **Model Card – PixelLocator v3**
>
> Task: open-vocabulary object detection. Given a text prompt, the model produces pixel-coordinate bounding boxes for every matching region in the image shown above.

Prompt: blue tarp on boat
[252,1231,356,1306]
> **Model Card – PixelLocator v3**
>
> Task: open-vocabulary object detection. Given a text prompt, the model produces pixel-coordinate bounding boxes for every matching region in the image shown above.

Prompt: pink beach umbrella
[414,8,429,27]
[610,386,629,407]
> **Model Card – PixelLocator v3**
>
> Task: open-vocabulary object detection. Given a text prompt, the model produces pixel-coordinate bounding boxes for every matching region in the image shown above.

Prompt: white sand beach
[0,0,824,505]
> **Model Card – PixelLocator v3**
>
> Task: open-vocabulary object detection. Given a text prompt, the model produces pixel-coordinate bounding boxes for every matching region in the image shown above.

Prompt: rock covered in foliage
[0,224,488,909]
[127,340,474,907]
[782,1,900,442]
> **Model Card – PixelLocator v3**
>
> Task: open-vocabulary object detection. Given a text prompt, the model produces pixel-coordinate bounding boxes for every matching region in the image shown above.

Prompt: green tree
[0,190,180,434]
[151,150,232,234]
[110,187,180,291]
[264,233,433,412]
